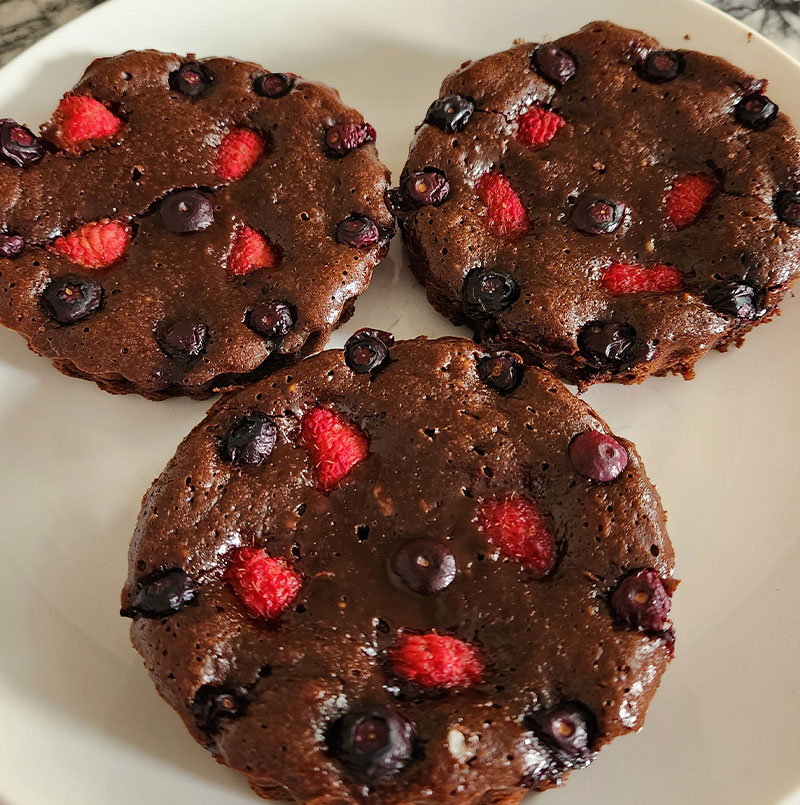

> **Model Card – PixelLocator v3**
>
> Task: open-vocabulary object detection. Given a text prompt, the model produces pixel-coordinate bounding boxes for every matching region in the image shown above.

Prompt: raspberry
[476,171,529,239]
[666,173,718,229]
[301,406,369,492]
[50,218,131,269]
[224,547,302,620]
[227,226,278,276]
[215,127,266,181]
[516,105,566,147]
[51,95,121,145]
[477,496,556,576]
[601,263,684,295]
[388,633,484,690]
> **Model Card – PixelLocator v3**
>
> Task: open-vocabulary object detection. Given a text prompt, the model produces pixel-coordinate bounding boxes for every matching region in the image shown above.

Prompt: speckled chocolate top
[0,50,393,399]
[121,336,675,804]
[395,21,800,387]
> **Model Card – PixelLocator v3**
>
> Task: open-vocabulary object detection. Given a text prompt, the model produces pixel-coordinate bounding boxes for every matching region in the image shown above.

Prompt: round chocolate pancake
[121,335,676,804]
[392,21,800,387]
[0,51,393,399]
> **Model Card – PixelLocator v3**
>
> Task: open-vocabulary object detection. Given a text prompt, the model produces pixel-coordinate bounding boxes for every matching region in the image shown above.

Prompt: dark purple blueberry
[463,267,520,315]
[121,568,198,618]
[246,301,296,338]
[391,539,457,595]
[169,62,214,97]
[610,568,672,632]
[344,329,392,374]
[577,320,644,369]
[41,275,103,324]
[636,50,685,83]
[327,705,416,782]
[156,318,208,360]
[221,412,278,465]
[0,119,45,167]
[336,215,380,248]
[704,281,760,320]
[384,187,415,217]
[532,44,577,86]
[775,190,800,227]
[158,190,214,234]
[569,431,628,482]
[325,122,375,156]
[525,702,597,763]
[571,194,626,235]
[0,234,24,258]
[424,94,475,132]
[404,170,450,206]
[191,684,249,733]
[477,353,523,393]
[253,72,294,98]
[735,93,779,131]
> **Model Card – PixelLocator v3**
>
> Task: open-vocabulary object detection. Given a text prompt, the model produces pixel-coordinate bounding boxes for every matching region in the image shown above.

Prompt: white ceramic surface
[0,0,798,803]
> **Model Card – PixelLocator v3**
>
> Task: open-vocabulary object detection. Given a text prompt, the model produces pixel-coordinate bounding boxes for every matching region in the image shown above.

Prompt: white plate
[1,0,798,802]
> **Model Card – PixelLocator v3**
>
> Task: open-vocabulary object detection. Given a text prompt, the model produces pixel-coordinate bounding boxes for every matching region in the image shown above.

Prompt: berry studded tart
[0,51,393,399]
[121,335,676,803]
[391,21,800,387]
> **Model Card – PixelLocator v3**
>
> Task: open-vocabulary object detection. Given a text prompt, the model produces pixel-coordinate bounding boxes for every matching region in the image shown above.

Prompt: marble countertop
[0,0,798,66]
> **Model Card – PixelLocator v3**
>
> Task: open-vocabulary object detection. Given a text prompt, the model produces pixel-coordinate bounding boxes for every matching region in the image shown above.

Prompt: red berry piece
[301,406,369,492]
[336,214,380,248]
[253,72,294,98]
[0,119,45,166]
[325,122,376,156]
[224,547,302,620]
[569,431,628,482]
[169,62,214,97]
[50,95,121,146]
[516,105,565,147]
[532,44,577,86]
[476,172,529,239]
[601,263,684,295]
[327,705,416,782]
[477,496,556,576]
[388,632,484,690]
[0,234,24,258]
[50,218,131,269]
[191,684,249,733]
[227,226,278,276]
[525,702,597,763]
[666,173,718,229]
[610,568,672,632]
[215,127,266,181]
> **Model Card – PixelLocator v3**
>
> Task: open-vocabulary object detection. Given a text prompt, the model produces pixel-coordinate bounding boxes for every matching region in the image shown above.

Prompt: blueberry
[327,705,416,782]
[391,539,456,595]
[525,702,597,763]
[577,320,645,370]
[404,170,450,206]
[569,431,628,483]
[775,190,800,227]
[336,215,380,248]
[425,94,475,132]
[324,122,374,157]
[121,568,198,618]
[0,118,45,167]
[344,329,393,374]
[156,318,208,360]
[532,44,577,86]
[571,194,626,235]
[221,412,278,465]
[477,353,523,393]
[637,50,685,83]
[253,73,294,98]
[246,301,296,338]
[169,62,214,97]
[735,93,779,131]
[463,267,520,315]
[41,275,103,324]
[191,684,249,733]
[704,281,760,320]
[158,190,214,234]
[0,234,24,258]
[610,568,672,632]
